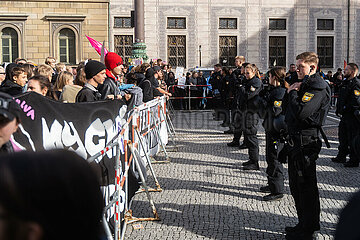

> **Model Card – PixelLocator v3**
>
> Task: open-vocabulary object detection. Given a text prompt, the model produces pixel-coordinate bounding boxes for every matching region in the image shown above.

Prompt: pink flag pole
[86,35,109,56]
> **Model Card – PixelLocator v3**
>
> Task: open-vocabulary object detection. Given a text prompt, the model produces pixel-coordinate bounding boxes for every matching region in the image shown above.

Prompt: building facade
[0,0,109,65]
[110,0,358,72]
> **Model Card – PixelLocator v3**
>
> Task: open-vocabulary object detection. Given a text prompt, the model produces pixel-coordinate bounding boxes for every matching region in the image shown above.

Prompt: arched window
[1,27,18,63]
[58,28,76,64]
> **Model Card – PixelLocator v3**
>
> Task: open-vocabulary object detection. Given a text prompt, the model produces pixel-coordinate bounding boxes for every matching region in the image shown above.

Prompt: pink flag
[86,35,109,56]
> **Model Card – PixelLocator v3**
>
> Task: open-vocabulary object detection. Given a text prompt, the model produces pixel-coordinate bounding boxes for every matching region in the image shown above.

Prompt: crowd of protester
[0,54,173,107]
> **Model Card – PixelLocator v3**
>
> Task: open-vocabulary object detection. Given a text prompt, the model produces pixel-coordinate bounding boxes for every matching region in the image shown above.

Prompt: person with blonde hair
[240,63,263,171]
[35,64,53,82]
[54,71,74,99]
[55,62,66,73]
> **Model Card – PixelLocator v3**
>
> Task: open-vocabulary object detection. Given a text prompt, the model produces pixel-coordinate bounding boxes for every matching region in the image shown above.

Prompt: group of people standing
[0,53,173,109]
[210,52,334,240]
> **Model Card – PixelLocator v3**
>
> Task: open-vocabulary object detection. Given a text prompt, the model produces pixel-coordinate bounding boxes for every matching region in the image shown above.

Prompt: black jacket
[209,71,222,90]
[259,86,286,134]
[238,76,263,112]
[98,70,121,100]
[138,79,153,102]
[336,77,360,116]
[0,79,23,96]
[285,73,331,135]
[75,84,102,102]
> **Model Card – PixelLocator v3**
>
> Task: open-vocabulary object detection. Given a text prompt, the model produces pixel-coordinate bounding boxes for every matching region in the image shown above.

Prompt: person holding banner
[98,52,124,100]
[76,60,106,102]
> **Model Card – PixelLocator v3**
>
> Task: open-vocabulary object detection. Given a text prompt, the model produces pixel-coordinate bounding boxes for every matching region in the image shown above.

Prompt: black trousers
[288,135,322,232]
[243,112,260,164]
[265,132,284,194]
[337,114,360,163]
[232,109,243,141]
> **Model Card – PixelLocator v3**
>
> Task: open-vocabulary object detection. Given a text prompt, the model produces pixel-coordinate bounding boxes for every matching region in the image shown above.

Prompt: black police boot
[242,160,252,166]
[224,129,234,134]
[344,161,359,167]
[259,185,271,193]
[285,224,301,233]
[243,163,259,170]
[263,193,283,201]
[220,122,230,127]
[331,157,346,163]
[285,230,316,240]
[227,141,239,147]
[238,143,247,149]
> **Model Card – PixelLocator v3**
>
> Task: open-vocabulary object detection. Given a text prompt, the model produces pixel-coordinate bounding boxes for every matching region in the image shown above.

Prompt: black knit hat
[85,60,106,79]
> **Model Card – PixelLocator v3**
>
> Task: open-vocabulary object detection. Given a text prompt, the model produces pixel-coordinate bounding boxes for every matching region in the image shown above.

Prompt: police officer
[239,64,263,170]
[209,64,222,120]
[284,52,330,240]
[220,67,233,127]
[258,66,287,201]
[332,63,360,167]
[226,57,248,148]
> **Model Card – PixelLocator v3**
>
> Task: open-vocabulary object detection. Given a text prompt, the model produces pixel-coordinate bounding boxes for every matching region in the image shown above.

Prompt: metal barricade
[85,97,175,240]
[169,84,212,110]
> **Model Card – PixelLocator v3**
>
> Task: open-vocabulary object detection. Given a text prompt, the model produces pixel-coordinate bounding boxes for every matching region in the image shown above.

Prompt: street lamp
[199,45,202,67]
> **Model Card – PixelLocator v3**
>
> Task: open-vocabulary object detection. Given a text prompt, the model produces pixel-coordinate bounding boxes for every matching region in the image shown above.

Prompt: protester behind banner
[98,52,124,100]
[0,149,104,240]
[76,60,106,102]
[0,65,26,96]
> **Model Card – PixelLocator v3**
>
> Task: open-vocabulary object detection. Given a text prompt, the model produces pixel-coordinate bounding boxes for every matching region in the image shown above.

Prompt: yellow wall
[0,0,109,65]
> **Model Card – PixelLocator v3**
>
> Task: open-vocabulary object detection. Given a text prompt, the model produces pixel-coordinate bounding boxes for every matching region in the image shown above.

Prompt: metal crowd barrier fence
[169,84,212,110]
[86,96,176,240]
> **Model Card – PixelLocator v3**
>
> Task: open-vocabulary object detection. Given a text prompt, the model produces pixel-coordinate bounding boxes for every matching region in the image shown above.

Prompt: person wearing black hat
[76,60,106,102]
[0,92,21,153]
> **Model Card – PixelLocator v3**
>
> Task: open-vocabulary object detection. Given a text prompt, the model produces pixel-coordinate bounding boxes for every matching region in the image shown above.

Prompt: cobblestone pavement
[124,110,359,240]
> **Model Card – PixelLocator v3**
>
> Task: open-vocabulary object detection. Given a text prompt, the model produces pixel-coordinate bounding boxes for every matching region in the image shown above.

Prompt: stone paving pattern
[124,110,359,240]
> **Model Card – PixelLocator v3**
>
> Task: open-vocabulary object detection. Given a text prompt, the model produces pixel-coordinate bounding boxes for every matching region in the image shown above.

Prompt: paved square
[125,110,359,240]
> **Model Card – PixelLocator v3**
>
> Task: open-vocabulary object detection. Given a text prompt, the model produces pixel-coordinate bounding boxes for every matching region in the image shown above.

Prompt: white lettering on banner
[62,121,87,158]
[41,117,122,159]
[42,118,63,149]
[104,119,117,158]
[85,118,106,156]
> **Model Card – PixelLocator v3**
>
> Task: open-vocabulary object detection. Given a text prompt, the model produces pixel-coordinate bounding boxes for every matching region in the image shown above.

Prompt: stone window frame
[217,15,240,66]
[266,16,289,68]
[312,10,338,70]
[268,35,287,67]
[315,19,336,69]
[268,18,287,31]
[114,17,133,29]
[218,35,238,67]
[316,36,335,69]
[218,18,238,30]
[44,15,85,65]
[0,15,27,62]
[167,17,187,29]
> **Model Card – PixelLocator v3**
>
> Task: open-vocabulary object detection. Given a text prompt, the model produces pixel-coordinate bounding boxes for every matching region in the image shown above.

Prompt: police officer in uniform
[239,64,263,170]
[284,52,331,240]
[258,66,287,201]
[332,63,360,167]
[209,64,222,120]
[220,67,233,127]
[226,60,249,150]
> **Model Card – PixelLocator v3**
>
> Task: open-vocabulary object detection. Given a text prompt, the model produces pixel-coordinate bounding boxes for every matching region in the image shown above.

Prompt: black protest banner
[12,92,128,185]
